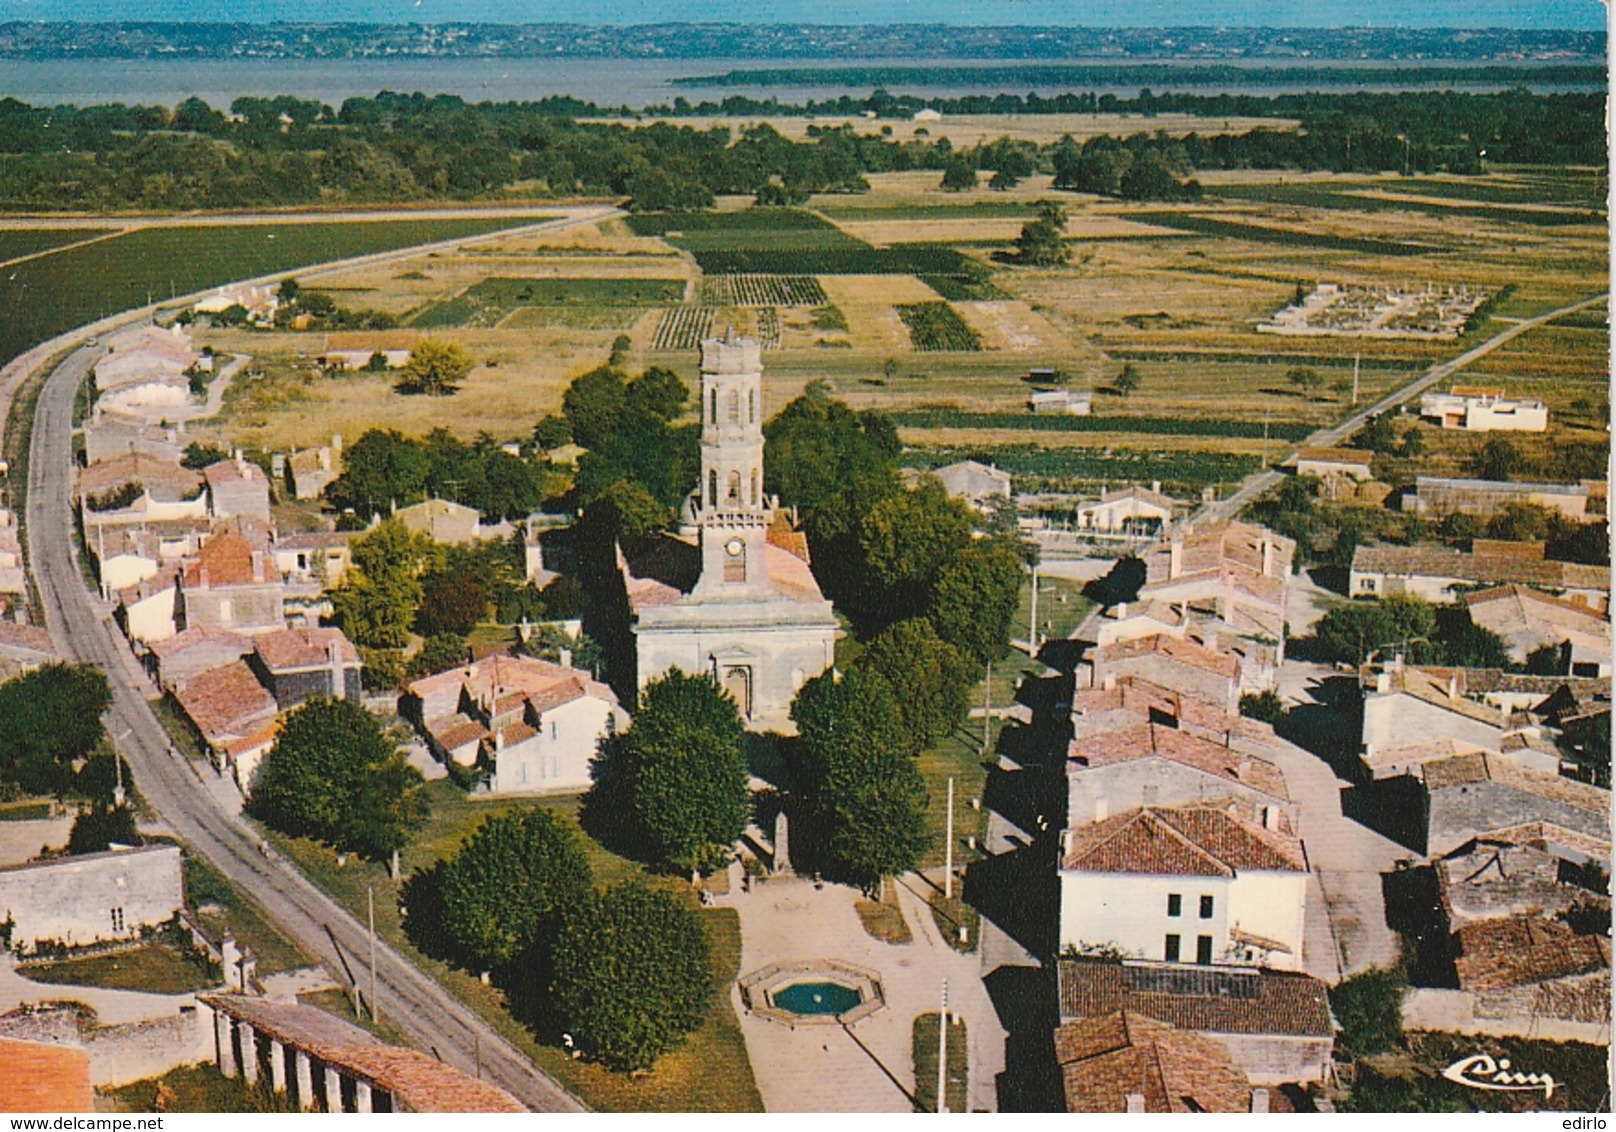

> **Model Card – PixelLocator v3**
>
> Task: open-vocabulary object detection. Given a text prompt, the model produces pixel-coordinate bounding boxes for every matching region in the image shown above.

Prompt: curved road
[1193,291,1610,527]
[23,281,594,1110]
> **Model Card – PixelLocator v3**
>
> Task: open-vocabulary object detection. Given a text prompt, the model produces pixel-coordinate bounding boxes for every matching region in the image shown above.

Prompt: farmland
[0,217,536,366]
[147,160,1604,499]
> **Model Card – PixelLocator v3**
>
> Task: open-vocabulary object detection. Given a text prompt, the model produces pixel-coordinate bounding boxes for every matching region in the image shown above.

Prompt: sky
[0,0,1605,28]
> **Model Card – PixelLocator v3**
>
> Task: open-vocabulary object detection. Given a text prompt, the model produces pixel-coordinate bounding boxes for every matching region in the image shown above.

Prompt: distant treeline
[0,88,1601,212]
[668,63,1608,92]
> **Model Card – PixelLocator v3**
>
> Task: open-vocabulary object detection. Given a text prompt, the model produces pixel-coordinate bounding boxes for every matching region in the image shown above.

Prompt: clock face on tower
[725,537,745,557]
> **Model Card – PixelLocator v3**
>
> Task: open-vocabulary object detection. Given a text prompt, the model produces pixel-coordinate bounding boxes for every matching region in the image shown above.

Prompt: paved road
[18,219,625,1109]
[1192,291,1610,528]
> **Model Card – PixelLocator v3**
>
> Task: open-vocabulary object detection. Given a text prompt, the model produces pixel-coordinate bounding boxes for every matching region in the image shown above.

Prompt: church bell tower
[692,330,773,596]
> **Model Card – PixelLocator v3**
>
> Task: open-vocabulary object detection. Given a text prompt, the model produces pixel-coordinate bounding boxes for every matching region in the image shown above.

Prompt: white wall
[1059,871,1231,963]
[1361,691,1504,760]
[1223,869,1308,971]
[0,845,184,952]
[493,695,625,795]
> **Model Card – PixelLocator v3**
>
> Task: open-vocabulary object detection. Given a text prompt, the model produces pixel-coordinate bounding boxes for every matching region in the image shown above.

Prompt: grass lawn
[254,779,764,1112]
[912,1011,970,1113]
[183,855,313,977]
[0,798,54,821]
[103,1063,287,1114]
[21,931,218,995]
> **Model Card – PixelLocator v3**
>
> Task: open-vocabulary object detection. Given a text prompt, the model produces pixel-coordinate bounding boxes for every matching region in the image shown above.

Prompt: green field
[0,228,102,263]
[1138,211,1445,255]
[0,218,534,365]
[890,408,1313,441]
[412,275,687,328]
[897,302,982,352]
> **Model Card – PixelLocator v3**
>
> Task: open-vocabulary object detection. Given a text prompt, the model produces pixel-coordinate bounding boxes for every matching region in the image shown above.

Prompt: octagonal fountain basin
[739,961,886,1026]
[770,980,863,1017]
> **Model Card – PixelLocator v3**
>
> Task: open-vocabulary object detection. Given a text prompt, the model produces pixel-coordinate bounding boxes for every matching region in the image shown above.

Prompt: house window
[1199,895,1214,919]
[110,907,126,933]
[709,389,718,424]
[1166,894,1182,917]
[1196,935,1213,965]
[1164,934,1180,962]
[550,722,558,741]
[727,389,741,424]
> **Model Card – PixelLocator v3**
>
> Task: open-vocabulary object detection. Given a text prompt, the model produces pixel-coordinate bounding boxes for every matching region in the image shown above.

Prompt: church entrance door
[721,665,753,718]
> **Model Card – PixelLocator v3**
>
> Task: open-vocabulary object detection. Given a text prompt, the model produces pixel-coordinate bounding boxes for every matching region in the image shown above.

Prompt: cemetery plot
[1259,282,1491,339]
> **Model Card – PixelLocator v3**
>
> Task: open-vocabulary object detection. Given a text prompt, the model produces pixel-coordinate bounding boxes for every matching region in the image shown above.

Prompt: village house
[1053,1012,1281,1113]
[171,659,279,754]
[401,654,626,795]
[1463,585,1611,676]
[1136,521,1292,647]
[1058,958,1334,1087]
[271,529,356,587]
[0,509,26,596]
[1419,386,1549,432]
[194,283,279,325]
[1089,634,1242,716]
[1447,917,1609,1041]
[1066,721,1293,831]
[1420,750,1610,859]
[286,435,343,500]
[1070,675,1253,744]
[114,566,181,644]
[927,460,1013,507]
[93,324,202,403]
[1360,663,1523,767]
[88,526,164,596]
[248,627,363,708]
[0,621,55,680]
[1076,483,1177,538]
[203,454,273,522]
[1293,446,1376,481]
[1410,476,1594,522]
[1435,832,1609,930]
[82,413,184,466]
[145,625,254,691]
[1350,540,1609,610]
[0,843,183,954]
[175,531,286,635]
[1059,805,1309,971]
[393,498,482,545]
[77,453,208,528]
[1092,600,1188,649]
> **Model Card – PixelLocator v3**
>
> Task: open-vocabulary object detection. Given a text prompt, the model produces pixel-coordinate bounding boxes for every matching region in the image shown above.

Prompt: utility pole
[1352,353,1361,405]
[981,660,992,756]
[1028,562,1040,654]
[937,979,950,1114]
[944,776,955,900]
[368,884,379,1025]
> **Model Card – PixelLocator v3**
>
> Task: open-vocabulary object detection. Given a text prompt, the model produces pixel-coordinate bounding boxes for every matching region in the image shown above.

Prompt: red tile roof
[172,660,277,742]
[1454,917,1610,992]
[1422,751,1609,816]
[1068,722,1289,802]
[1093,634,1241,681]
[199,994,524,1113]
[1058,958,1332,1037]
[1054,1012,1253,1114]
[202,458,269,487]
[0,1038,93,1112]
[182,531,281,588]
[1063,806,1307,875]
[253,626,360,670]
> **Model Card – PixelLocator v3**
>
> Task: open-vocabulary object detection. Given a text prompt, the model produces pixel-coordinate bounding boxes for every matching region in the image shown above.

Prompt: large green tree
[856,618,972,746]
[1016,216,1068,266]
[248,697,428,860]
[1307,596,1439,667]
[586,671,749,874]
[398,338,475,396]
[331,520,432,649]
[435,808,593,973]
[928,537,1026,665]
[858,479,975,623]
[549,882,712,1071]
[791,667,928,890]
[0,664,112,798]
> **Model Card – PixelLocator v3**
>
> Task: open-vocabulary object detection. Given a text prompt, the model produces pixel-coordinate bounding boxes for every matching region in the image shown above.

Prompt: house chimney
[1151,479,1161,494]
[1237,757,1253,781]
[1261,535,1275,577]
[328,639,345,700]
[250,550,264,581]
[1102,672,1117,692]
[560,647,573,669]
[494,729,505,752]
[234,448,246,475]
[1262,804,1279,830]
[1115,601,1128,620]
[1125,1093,1146,1114]
[1251,1088,1269,1114]
[1374,671,1390,695]
[1447,673,1459,700]
[1169,538,1183,579]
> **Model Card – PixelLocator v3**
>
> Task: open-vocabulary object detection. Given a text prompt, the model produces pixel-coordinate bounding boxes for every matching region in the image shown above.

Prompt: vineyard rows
[653,306,716,351]
[896,302,983,352]
[699,274,827,307]
[756,307,782,350]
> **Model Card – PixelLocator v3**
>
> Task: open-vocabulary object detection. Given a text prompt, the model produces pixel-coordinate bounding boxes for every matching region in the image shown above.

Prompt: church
[622,332,839,730]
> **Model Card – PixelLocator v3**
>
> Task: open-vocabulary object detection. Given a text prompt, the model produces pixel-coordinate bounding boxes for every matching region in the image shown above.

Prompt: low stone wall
[1403,987,1612,1046]
[87,1009,211,1088]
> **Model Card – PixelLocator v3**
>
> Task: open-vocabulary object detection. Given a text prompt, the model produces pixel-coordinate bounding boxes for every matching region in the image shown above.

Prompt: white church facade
[624,334,839,730]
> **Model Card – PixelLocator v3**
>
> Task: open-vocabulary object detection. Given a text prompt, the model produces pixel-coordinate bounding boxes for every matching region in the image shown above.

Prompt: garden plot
[818,275,939,352]
[896,302,982,352]
[698,274,827,307]
[653,306,718,351]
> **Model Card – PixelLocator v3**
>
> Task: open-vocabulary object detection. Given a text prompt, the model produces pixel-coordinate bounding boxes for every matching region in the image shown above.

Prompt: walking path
[718,875,1004,1112]
[0,954,197,1026]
